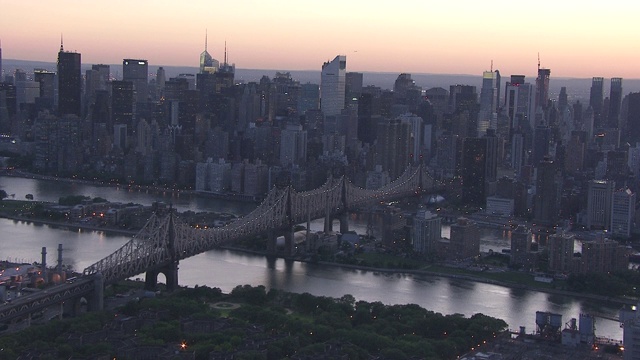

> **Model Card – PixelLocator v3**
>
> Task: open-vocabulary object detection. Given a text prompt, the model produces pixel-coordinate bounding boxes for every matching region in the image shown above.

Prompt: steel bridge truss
[84,164,443,284]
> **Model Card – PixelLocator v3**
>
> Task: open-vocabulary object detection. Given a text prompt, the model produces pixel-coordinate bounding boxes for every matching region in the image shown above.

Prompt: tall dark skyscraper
[608,77,623,128]
[57,40,82,117]
[590,77,604,129]
[461,137,487,207]
[123,59,148,104]
[0,39,3,82]
[535,65,550,112]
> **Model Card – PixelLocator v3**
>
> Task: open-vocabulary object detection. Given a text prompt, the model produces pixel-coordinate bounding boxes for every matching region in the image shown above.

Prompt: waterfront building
[510,225,532,268]
[547,232,574,273]
[579,237,628,274]
[412,210,441,256]
[449,217,480,260]
[195,158,231,193]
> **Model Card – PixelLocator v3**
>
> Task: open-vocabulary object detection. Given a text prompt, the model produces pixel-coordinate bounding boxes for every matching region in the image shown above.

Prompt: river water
[0,175,625,340]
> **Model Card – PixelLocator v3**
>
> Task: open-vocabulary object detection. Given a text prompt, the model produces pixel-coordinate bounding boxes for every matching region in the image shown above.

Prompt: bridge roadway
[81,164,444,289]
[0,277,101,324]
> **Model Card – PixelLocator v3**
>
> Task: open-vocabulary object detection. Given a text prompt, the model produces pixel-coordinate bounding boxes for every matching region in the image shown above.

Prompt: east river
[0,175,626,340]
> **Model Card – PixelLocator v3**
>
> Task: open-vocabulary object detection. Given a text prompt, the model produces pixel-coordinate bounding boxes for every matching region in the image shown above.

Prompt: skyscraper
[611,188,635,238]
[586,180,614,230]
[461,137,487,206]
[478,70,500,136]
[589,77,604,128]
[608,77,623,128]
[199,31,219,74]
[57,40,82,117]
[533,159,561,226]
[320,55,346,118]
[0,39,3,82]
[504,75,535,135]
[535,65,551,112]
[123,59,148,104]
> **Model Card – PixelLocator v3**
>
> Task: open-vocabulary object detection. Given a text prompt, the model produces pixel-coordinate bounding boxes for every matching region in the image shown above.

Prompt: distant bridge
[82,164,444,290]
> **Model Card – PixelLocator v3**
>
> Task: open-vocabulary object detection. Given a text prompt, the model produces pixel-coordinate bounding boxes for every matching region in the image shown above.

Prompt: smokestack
[57,244,63,276]
[41,247,47,283]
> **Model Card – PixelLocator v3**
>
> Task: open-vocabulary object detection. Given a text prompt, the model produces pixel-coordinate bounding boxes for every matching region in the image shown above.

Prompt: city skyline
[2,1,640,79]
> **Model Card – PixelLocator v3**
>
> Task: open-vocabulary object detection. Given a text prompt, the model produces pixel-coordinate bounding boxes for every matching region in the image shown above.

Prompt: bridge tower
[323,177,349,234]
[144,208,179,291]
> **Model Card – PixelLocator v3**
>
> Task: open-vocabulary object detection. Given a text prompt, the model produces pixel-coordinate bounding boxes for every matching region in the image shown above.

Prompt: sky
[1,0,640,79]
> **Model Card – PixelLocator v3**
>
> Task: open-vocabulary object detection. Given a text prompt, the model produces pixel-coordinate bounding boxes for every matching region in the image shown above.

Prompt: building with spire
[199,30,219,74]
[535,55,550,112]
[57,36,82,117]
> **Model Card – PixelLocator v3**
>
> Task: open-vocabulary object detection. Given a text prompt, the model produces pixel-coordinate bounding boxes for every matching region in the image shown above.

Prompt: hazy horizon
[2,1,640,78]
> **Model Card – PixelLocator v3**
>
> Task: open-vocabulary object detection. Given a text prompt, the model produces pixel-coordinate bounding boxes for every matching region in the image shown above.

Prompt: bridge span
[0,166,442,322]
[82,164,443,290]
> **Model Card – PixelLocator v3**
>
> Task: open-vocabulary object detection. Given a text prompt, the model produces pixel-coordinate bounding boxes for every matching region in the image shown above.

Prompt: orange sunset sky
[1,0,639,79]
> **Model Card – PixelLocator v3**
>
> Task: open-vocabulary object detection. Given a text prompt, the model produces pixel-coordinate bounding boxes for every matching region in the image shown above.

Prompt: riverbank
[218,245,637,310]
[0,170,260,203]
[2,211,633,310]
[0,214,139,237]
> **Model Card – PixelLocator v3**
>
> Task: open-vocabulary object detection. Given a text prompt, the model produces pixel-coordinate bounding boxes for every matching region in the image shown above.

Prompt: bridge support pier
[339,213,349,234]
[283,230,294,258]
[267,230,277,255]
[324,214,333,233]
[89,273,104,312]
[145,261,179,292]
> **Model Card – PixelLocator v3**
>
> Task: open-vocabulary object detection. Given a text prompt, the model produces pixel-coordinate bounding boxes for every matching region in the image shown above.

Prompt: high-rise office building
[199,31,219,74]
[320,55,346,118]
[345,72,363,108]
[279,124,307,166]
[478,70,500,136]
[533,159,561,226]
[535,66,551,112]
[0,40,3,81]
[376,118,413,180]
[461,137,487,206]
[611,188,635,238]
[589,77,604,129]
[586,180,614,230]
[123,59,148,104]
[34,69,55,110]
[505,75,535,135]
[608,77,623,128]
[57,41,82,117]
[111,80,134,129]
[626,93,640,145]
